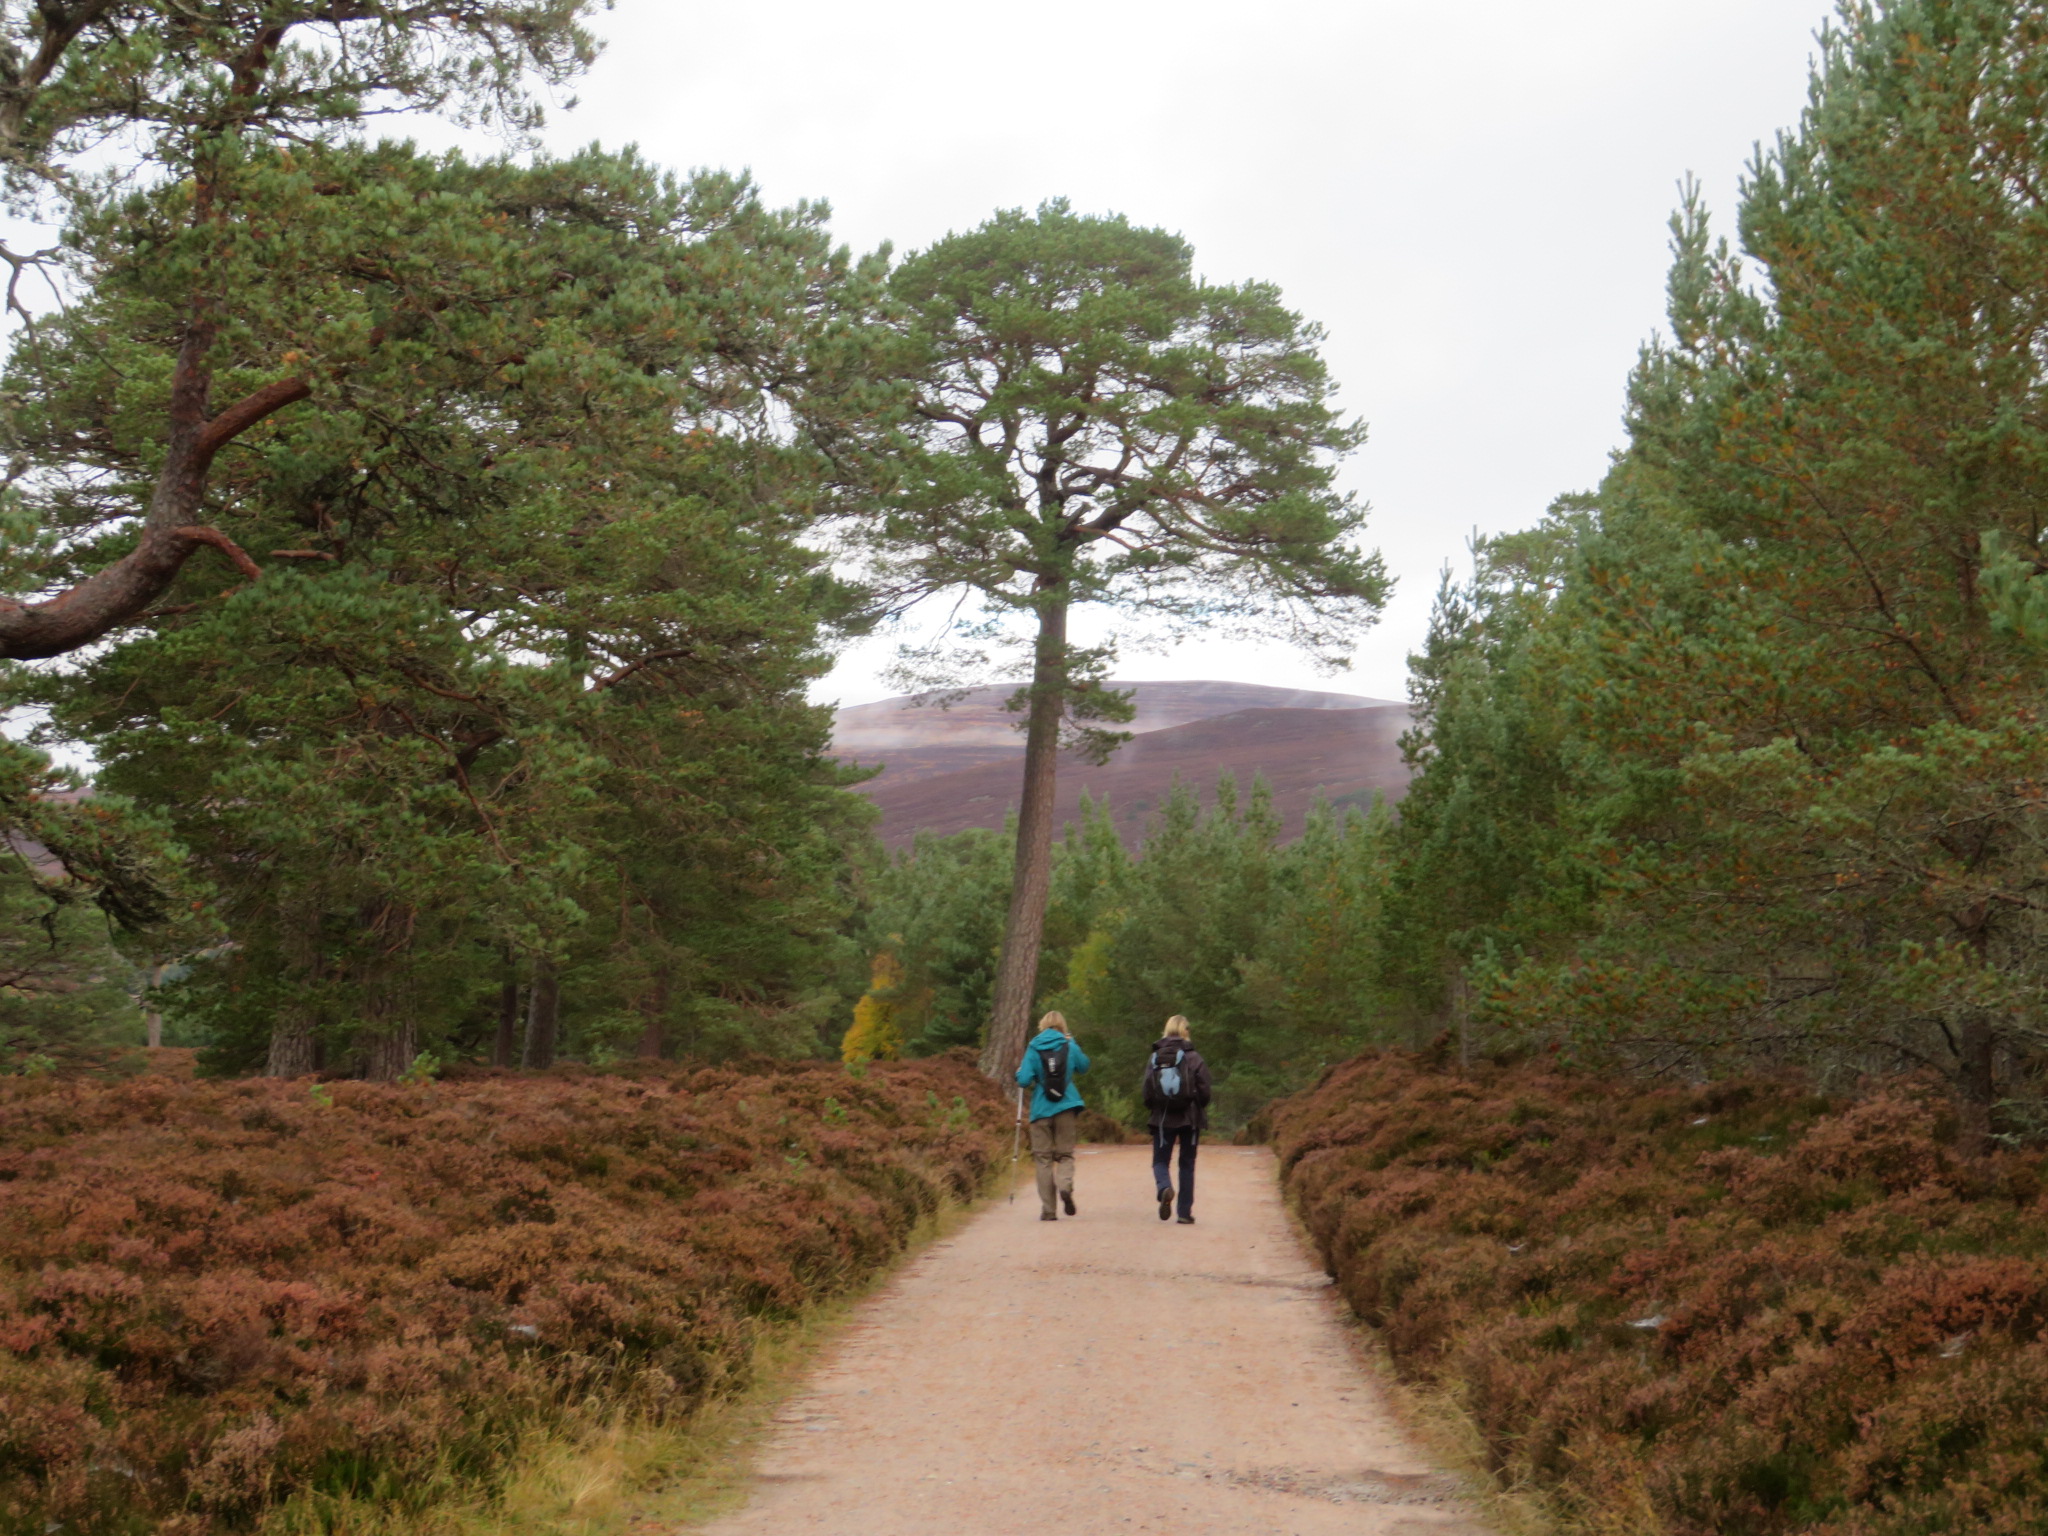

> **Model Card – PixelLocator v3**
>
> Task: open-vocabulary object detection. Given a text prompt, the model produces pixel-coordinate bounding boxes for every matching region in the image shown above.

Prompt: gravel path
[695,1144,1493,1536]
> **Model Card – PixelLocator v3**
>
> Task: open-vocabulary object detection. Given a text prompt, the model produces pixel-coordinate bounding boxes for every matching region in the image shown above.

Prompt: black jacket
[1142,1038,1212,1132]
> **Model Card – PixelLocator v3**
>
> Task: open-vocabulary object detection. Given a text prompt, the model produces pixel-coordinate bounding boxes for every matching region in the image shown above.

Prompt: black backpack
[1036,1039,1071,1102]
[1143,1043,1195,1111]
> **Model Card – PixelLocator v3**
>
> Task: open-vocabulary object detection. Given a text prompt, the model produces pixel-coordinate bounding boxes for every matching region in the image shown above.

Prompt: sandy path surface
[696,1144,1492,1536]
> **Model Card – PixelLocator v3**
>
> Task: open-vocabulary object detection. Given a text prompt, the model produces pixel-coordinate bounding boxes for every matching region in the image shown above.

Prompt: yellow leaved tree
[842,948,917,1063]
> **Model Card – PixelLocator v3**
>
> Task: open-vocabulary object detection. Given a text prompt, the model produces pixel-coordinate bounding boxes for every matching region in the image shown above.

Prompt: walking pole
[1009,1084,1025,1203]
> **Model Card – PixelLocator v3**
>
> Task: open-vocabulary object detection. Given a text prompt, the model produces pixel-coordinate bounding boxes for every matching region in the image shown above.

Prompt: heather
[0,1055,1002,1534]
[1275,1052,2048,1535]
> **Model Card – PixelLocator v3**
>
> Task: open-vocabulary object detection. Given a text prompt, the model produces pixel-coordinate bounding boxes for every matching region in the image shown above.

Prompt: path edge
[1270,1155,1564,1536]
[344,1168,1010,1536]
[648,1181,1004,1531]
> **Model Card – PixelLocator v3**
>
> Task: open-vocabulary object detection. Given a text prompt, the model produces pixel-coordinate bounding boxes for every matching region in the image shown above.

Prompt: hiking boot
[1040,1211,1057,1221]
[1061,1190,1076,1216]
[1157,1187,1173,1221]
[1176,1214,1196,1225]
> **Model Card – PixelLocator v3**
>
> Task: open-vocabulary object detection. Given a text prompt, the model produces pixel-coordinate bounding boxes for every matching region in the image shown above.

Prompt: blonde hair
[1038,1010,1070,1035]
[1163,1015,1192,1040]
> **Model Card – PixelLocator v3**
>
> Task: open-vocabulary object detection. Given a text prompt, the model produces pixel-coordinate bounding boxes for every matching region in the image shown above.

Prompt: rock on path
[695,1144,1493,1536]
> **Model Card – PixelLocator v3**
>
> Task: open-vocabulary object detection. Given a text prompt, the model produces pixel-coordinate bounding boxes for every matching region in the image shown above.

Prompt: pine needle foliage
[1382,0,2048,1138]
[19,144,883,1075]
[865,782,1399,1126]
[844,200,1387,1079]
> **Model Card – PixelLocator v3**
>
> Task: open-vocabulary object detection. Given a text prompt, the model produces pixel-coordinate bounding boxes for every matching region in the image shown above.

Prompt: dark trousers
[1152,1124,1198,1218]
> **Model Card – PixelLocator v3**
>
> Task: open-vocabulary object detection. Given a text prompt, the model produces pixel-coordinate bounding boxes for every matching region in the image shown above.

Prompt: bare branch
[196,376,312,469]
[588,648,694,692]
[171,525,262,582]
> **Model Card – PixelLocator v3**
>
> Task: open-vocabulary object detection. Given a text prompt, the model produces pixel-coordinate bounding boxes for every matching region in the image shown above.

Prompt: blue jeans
[1152,1124,1198,1218]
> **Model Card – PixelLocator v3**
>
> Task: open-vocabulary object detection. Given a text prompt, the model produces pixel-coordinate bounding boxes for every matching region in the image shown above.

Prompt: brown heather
[1273,1053,2048,1536]
[0,1054,1003,1534]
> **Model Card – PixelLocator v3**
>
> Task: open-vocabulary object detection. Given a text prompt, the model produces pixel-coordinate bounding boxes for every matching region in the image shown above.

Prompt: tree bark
[523,957,560,1069]
[491,964,521,1068]
[637,963,671,1060]
[361,1023,417,1082]
[979,592,1068,1080]
[357,959,416,1081]
[266,917,323,1076]
[266,1007,316,1077]
[1955,1009,1997,1155]
[0,315,308,660]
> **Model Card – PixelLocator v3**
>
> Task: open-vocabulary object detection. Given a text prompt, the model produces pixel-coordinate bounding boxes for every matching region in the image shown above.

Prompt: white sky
[523,0,1837,708]
[2,0,1839,735]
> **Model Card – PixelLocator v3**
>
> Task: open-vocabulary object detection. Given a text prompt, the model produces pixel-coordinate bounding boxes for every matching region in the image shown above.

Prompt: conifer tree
[1387,0,2048,1135]
[861,826,1016,1056]
[859,202,1387,1079]
[867,781,1399,1122]
[26,147,878,1076]
[0,0,600,661]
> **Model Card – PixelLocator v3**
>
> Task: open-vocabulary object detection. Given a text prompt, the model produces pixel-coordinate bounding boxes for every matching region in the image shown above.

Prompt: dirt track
[695,1144,1491,1536]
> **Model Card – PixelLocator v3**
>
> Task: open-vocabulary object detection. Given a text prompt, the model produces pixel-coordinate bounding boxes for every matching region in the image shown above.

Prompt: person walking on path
[1144,1015,1212,1224]
[1016,1011,1090,1221]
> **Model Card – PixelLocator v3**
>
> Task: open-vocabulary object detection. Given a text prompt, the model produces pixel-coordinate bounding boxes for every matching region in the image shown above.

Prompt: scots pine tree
[856,201,1386,1078]
[0,0,600,659]
[27,148,879,1076]
[1391,0,2048,1134]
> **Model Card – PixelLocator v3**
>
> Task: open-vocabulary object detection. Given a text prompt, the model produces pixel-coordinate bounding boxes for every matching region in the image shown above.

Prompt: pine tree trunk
[266,1007,315,1077]
[361,1024,417,1082]
[980,593,1068,1081]
[492,965,521,1068]
[523,958,560,1069]
[349,920,417,1081]
[267,924,320,1077]
[638,963,671,1060]
[1956,1009,1997,1154]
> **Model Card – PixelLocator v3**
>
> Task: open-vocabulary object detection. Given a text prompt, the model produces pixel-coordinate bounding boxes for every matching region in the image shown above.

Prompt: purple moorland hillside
[832,681,1410,848]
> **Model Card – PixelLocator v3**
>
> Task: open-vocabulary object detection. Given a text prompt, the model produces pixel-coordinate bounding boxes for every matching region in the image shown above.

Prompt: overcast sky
[519,4,1841,708]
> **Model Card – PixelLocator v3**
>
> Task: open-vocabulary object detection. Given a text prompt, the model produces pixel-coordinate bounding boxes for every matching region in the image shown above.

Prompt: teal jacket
[1015,1028,1089,1120]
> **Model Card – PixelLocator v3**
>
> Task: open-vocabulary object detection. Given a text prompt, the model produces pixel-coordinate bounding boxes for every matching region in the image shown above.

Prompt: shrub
[1075,1106,1133,1143]
[0,1053,1003,1532]
[1272,1054,2048,1535]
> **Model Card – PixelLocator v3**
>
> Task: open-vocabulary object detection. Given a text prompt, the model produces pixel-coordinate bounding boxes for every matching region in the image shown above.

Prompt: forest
[7,0,2048,1529]
[867,0,2048,1144]
[14,0,2030,1126]
[0,0,1379,1087]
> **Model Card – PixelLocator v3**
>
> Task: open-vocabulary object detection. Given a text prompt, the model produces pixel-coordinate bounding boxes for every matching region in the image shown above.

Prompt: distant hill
[830,680,1412,848]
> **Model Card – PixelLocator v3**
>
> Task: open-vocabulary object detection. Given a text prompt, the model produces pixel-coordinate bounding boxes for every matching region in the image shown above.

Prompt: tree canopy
[852,201,1386,1077]
[0,0,602,660]
[1372,0,2048,1142]
[14,139,882,1076]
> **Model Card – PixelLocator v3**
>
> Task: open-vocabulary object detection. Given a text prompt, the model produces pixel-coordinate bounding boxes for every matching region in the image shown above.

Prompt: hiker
[1143,1015,1211,1224]
[1016,1010,1090,1221]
